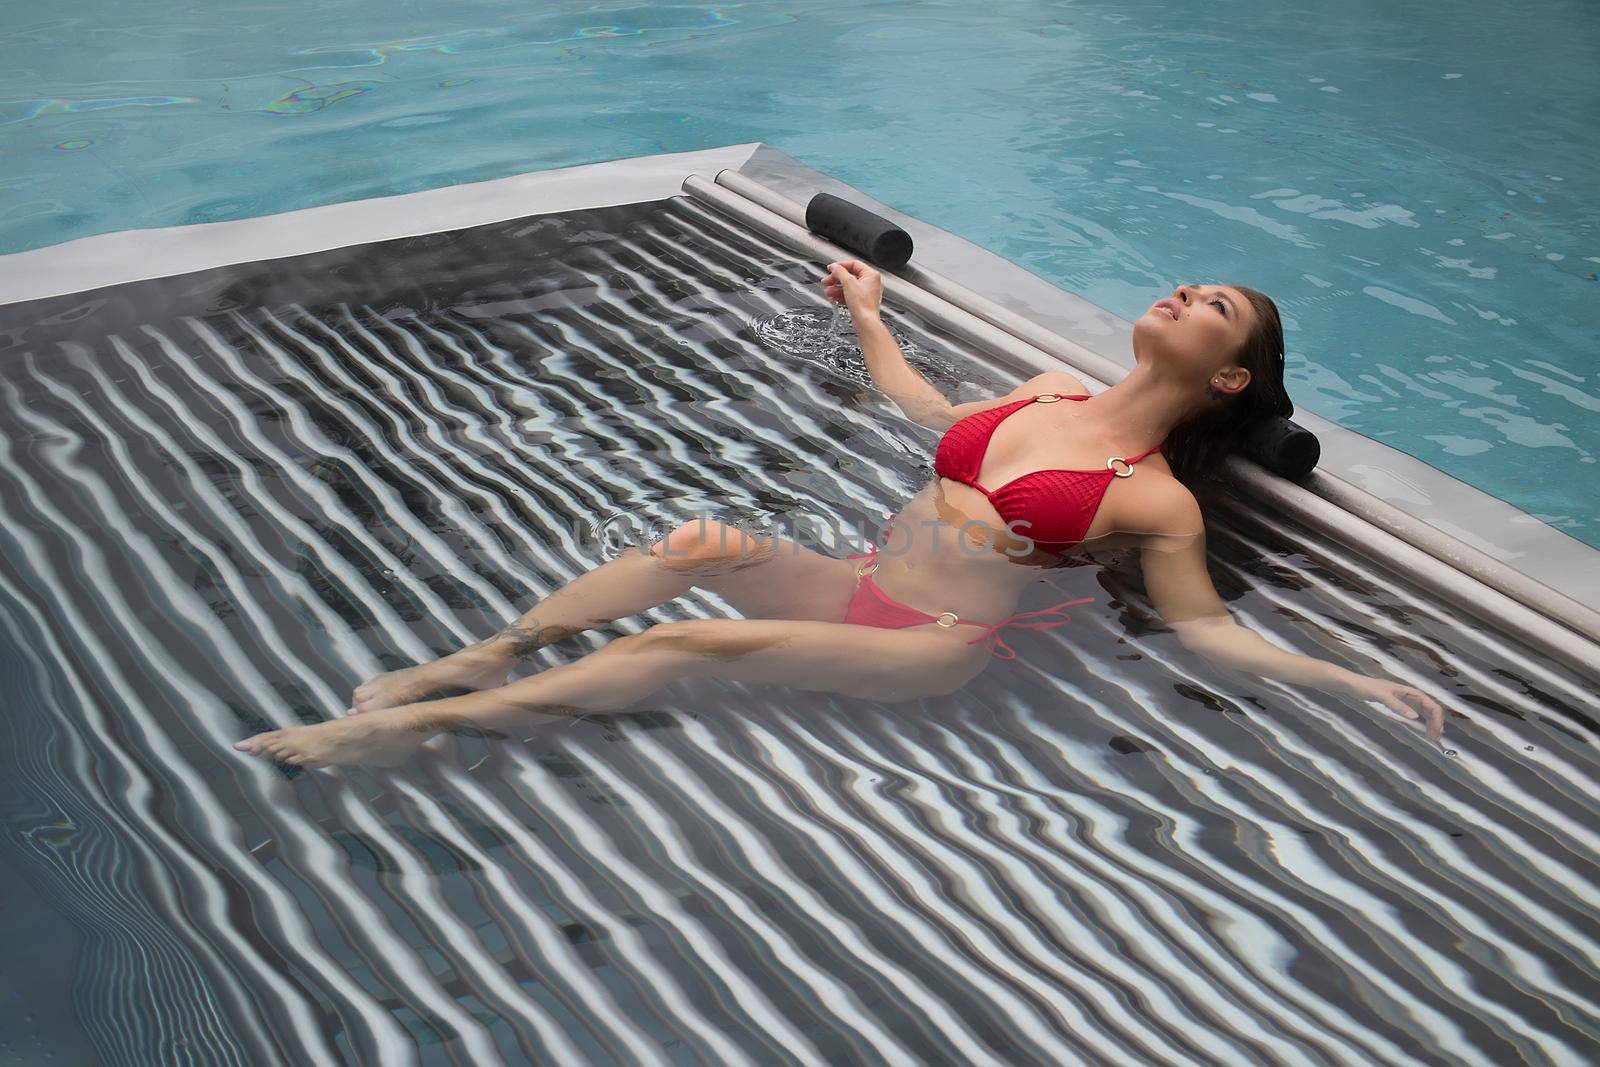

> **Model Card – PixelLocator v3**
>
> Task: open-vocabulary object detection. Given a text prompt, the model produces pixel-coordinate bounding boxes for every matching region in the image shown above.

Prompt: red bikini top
[933,393,1165,555]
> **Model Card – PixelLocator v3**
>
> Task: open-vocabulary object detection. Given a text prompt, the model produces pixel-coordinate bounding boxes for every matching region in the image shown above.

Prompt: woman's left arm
[1134,483,1447,740]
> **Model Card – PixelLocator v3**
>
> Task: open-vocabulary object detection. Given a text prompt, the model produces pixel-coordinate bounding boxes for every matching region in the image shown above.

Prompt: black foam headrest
[805,193,914,270]
[1239,417,1320,480]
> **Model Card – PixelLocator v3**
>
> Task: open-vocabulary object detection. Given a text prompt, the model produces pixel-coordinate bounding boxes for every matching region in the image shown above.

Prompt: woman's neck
[1084,364,1201,449]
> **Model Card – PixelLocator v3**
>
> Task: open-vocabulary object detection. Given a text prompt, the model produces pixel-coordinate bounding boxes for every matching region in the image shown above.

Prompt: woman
[236,259,1446,767]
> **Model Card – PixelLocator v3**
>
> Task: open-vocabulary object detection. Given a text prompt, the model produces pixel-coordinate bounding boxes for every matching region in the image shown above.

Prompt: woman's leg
[239,615,990,767]
[350,519,861,712]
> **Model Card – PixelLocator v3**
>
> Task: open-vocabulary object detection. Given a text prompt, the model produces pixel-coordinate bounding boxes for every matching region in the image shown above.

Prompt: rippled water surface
[1,0,1597,544]
[0,197,1595,1065]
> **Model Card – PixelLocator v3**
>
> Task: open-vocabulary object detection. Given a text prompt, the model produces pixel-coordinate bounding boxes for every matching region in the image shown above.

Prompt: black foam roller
[1239,417,1320,480]
[805,193,914,270]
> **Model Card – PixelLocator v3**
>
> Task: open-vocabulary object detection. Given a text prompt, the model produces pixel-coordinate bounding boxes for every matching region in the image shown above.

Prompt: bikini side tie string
[966,597,1097,660]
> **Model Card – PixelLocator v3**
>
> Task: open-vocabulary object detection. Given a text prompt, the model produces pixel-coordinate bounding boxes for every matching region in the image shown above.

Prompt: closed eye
[1210,298,1227,317]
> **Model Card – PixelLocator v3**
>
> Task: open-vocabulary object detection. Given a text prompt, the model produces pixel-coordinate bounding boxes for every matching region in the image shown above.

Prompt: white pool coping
[2,139,1595,611]
[0,142,763,303]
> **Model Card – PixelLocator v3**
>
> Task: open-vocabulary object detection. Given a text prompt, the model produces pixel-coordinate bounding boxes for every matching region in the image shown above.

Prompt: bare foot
[350,650,516,715]
[234,707,429,768]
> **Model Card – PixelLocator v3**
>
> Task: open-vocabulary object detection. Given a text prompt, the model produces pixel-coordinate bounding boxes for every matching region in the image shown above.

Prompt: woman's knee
[648,520,773,576]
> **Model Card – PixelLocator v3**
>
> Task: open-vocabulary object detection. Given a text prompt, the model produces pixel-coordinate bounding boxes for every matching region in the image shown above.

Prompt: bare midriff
[862,477,1149,624]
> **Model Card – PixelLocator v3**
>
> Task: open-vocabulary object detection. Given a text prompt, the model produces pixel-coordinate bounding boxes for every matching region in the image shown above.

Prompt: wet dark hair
[1159,285,1291,486]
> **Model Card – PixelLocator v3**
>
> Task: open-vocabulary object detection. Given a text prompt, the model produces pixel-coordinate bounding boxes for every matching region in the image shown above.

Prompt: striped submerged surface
[0,197,1595,1066]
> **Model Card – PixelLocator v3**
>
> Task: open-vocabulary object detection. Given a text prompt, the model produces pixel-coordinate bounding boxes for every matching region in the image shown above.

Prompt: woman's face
[1133,283,1256,385]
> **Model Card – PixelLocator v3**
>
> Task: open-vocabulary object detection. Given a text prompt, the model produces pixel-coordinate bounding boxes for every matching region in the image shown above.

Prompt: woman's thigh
[649,519,863,623]
[624,616,991,701]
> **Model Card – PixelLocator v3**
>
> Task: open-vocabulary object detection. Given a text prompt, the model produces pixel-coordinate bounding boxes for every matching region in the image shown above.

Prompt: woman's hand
[820,259,883,321]
[1342,673,1447,742]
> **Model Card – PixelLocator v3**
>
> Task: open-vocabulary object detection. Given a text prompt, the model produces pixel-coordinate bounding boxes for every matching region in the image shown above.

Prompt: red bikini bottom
[841,537,1094,661]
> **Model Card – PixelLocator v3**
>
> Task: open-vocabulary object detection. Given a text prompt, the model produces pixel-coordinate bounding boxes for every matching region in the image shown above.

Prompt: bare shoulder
[947,369,1093,420]
[1017,369,1092,398]
[1119,468,1205,542]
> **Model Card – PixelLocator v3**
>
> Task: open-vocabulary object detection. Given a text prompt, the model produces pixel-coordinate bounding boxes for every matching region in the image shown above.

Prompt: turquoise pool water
[2,0,1596,546]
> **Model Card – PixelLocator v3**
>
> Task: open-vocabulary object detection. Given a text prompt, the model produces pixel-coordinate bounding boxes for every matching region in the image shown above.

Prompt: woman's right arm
[824,259,958,428]
[821,259,1089,429]
[853,313,964,428]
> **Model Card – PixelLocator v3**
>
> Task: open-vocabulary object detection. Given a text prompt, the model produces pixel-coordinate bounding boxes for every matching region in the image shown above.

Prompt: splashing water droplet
[828,304,852,336]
